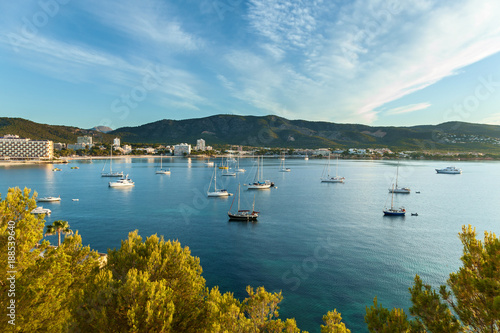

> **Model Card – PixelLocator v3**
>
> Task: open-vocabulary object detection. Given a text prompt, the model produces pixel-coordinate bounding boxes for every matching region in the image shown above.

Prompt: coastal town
[0,133,493,164]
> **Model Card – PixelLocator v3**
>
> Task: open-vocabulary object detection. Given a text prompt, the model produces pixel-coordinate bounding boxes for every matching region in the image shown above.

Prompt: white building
[77,136,93,146]
[113,138,121,147]
[174,143,191,156]
[0,135,53,160]
[196,139,206,151]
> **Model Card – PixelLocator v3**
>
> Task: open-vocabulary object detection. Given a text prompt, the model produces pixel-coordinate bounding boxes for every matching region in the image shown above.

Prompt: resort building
[77,136,93,147]
[113,138,121,147]
[196,139,206,151]
[174,143,191,156]
[0,135,54,160]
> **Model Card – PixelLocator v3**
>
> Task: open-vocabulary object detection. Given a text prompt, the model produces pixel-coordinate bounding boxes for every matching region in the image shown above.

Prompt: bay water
[1,157,499,332]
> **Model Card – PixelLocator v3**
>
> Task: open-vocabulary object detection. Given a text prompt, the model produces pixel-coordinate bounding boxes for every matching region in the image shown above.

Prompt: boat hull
[246,184,271,189]
[435,170,461,174]
[102,173,124,177]
[321,177,345,183]
[383,210,405,216]
[228,212,258,221]
[109,183,134,187]
[389,188,410,193]
[37,197,61,202]
[207,191,230,197]
[156,170,171,174]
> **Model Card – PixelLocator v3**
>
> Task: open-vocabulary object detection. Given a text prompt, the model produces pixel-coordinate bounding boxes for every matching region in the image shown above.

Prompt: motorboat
[435,166,462,174]
[279,153,291,172]
[31,206,51,215]
[109,175,135,187]
[37,196,61,202]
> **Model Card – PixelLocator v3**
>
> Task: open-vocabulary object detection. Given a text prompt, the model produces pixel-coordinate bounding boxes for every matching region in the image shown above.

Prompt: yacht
[109,175,135,187]
[37,196,61,202]
[155,154,171,174]
[102,148,124,177]
[279,153,291,172]
[246,156,274,189]
[389,161,410,194]
[321,154,345,183]
[436,166,462,174]
[228,184,259,221]
[31,206,51,215]
[207,166,232,197]
[383,184,406,216]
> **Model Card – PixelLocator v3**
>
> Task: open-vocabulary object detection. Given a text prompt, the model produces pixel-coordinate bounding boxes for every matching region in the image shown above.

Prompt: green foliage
[321,309,351,333]
[365,224,500,332]
[45,220,73,246]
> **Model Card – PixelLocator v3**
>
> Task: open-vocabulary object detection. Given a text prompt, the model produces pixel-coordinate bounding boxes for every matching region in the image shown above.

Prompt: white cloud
[385,103,432,116]
[224,0,500,124]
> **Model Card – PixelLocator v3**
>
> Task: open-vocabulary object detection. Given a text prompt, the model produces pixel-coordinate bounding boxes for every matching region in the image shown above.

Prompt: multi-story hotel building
[173,143,191,156]
[0,135,54,160]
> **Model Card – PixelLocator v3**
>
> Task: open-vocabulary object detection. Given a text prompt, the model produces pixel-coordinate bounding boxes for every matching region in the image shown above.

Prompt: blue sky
[1,0,500,129]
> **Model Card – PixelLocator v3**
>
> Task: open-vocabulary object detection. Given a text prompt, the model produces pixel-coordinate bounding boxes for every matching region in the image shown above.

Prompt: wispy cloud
[385,103,431,116]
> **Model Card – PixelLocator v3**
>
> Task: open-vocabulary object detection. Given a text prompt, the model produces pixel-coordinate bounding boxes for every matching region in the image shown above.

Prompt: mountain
[0,118,113,143]
[111,115,500,151]
[2,115,500,152]
[91,126,113,133]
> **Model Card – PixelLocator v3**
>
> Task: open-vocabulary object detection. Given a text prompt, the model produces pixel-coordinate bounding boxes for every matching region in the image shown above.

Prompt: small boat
[102,148,124,177]
[109,175,135,187]
[155,154,171,174]
[52,168,62,171]
[37,196,61,202]
[384,184,406,216]
[411,213,418,216]
[321,153,345,183]
[72,199,79,201]
[207,166,232,197]
[389,161,410,194]
[415,191,420,194]
[222,171,237,177]
[435,166,462,174]
[279,153,291,172]
[228,184,258,221]
[71,166,79,169]
[205,159,215,167]
[31,206,51,215]
[304,154,309,161]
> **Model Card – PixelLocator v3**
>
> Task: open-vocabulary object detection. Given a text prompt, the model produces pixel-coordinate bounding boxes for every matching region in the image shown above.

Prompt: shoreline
[0,154,496,167]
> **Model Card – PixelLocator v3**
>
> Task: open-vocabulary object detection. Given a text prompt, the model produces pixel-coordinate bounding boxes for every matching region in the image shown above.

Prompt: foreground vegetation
[1,188,498,332]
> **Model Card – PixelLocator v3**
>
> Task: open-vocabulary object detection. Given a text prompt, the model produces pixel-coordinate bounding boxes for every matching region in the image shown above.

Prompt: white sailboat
[228,184,259,221]
[389,161,410,193]
[207,166,232,197]
[304,154,309,161]
[246,156,274,189]
[155,154,171,174]
[279,153,291,172]
[384,184,406,216]
[101,147,124,177]
[321,153,345,183]
[235,156,246,172]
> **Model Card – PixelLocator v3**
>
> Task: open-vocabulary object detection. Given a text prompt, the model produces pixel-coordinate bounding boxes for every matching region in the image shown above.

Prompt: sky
[1,0,500,130]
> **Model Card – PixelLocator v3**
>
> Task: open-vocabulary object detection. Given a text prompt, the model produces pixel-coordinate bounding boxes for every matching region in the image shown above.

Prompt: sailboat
[228,184,259,221]
[235,156,246,172]
[207,166,232,197]
[279,153,291,172]
[155,154,171,174]
[321,153,345,183]
[304,154,309,161]
[389,161,410,193]
[218,157,229,170]
[384,184,406,216]
[101,147,124,177]
[246,156,274,189]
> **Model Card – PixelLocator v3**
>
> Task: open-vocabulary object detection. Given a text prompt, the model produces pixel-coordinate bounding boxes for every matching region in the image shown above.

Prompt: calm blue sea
[1,157,499,332]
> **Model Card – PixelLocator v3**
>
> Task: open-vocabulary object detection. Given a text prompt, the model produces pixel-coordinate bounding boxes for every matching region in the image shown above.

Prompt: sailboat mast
[238,184,241,211]
[395,161,399,188]
[110,146,113,172]
[391,184,395,209]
